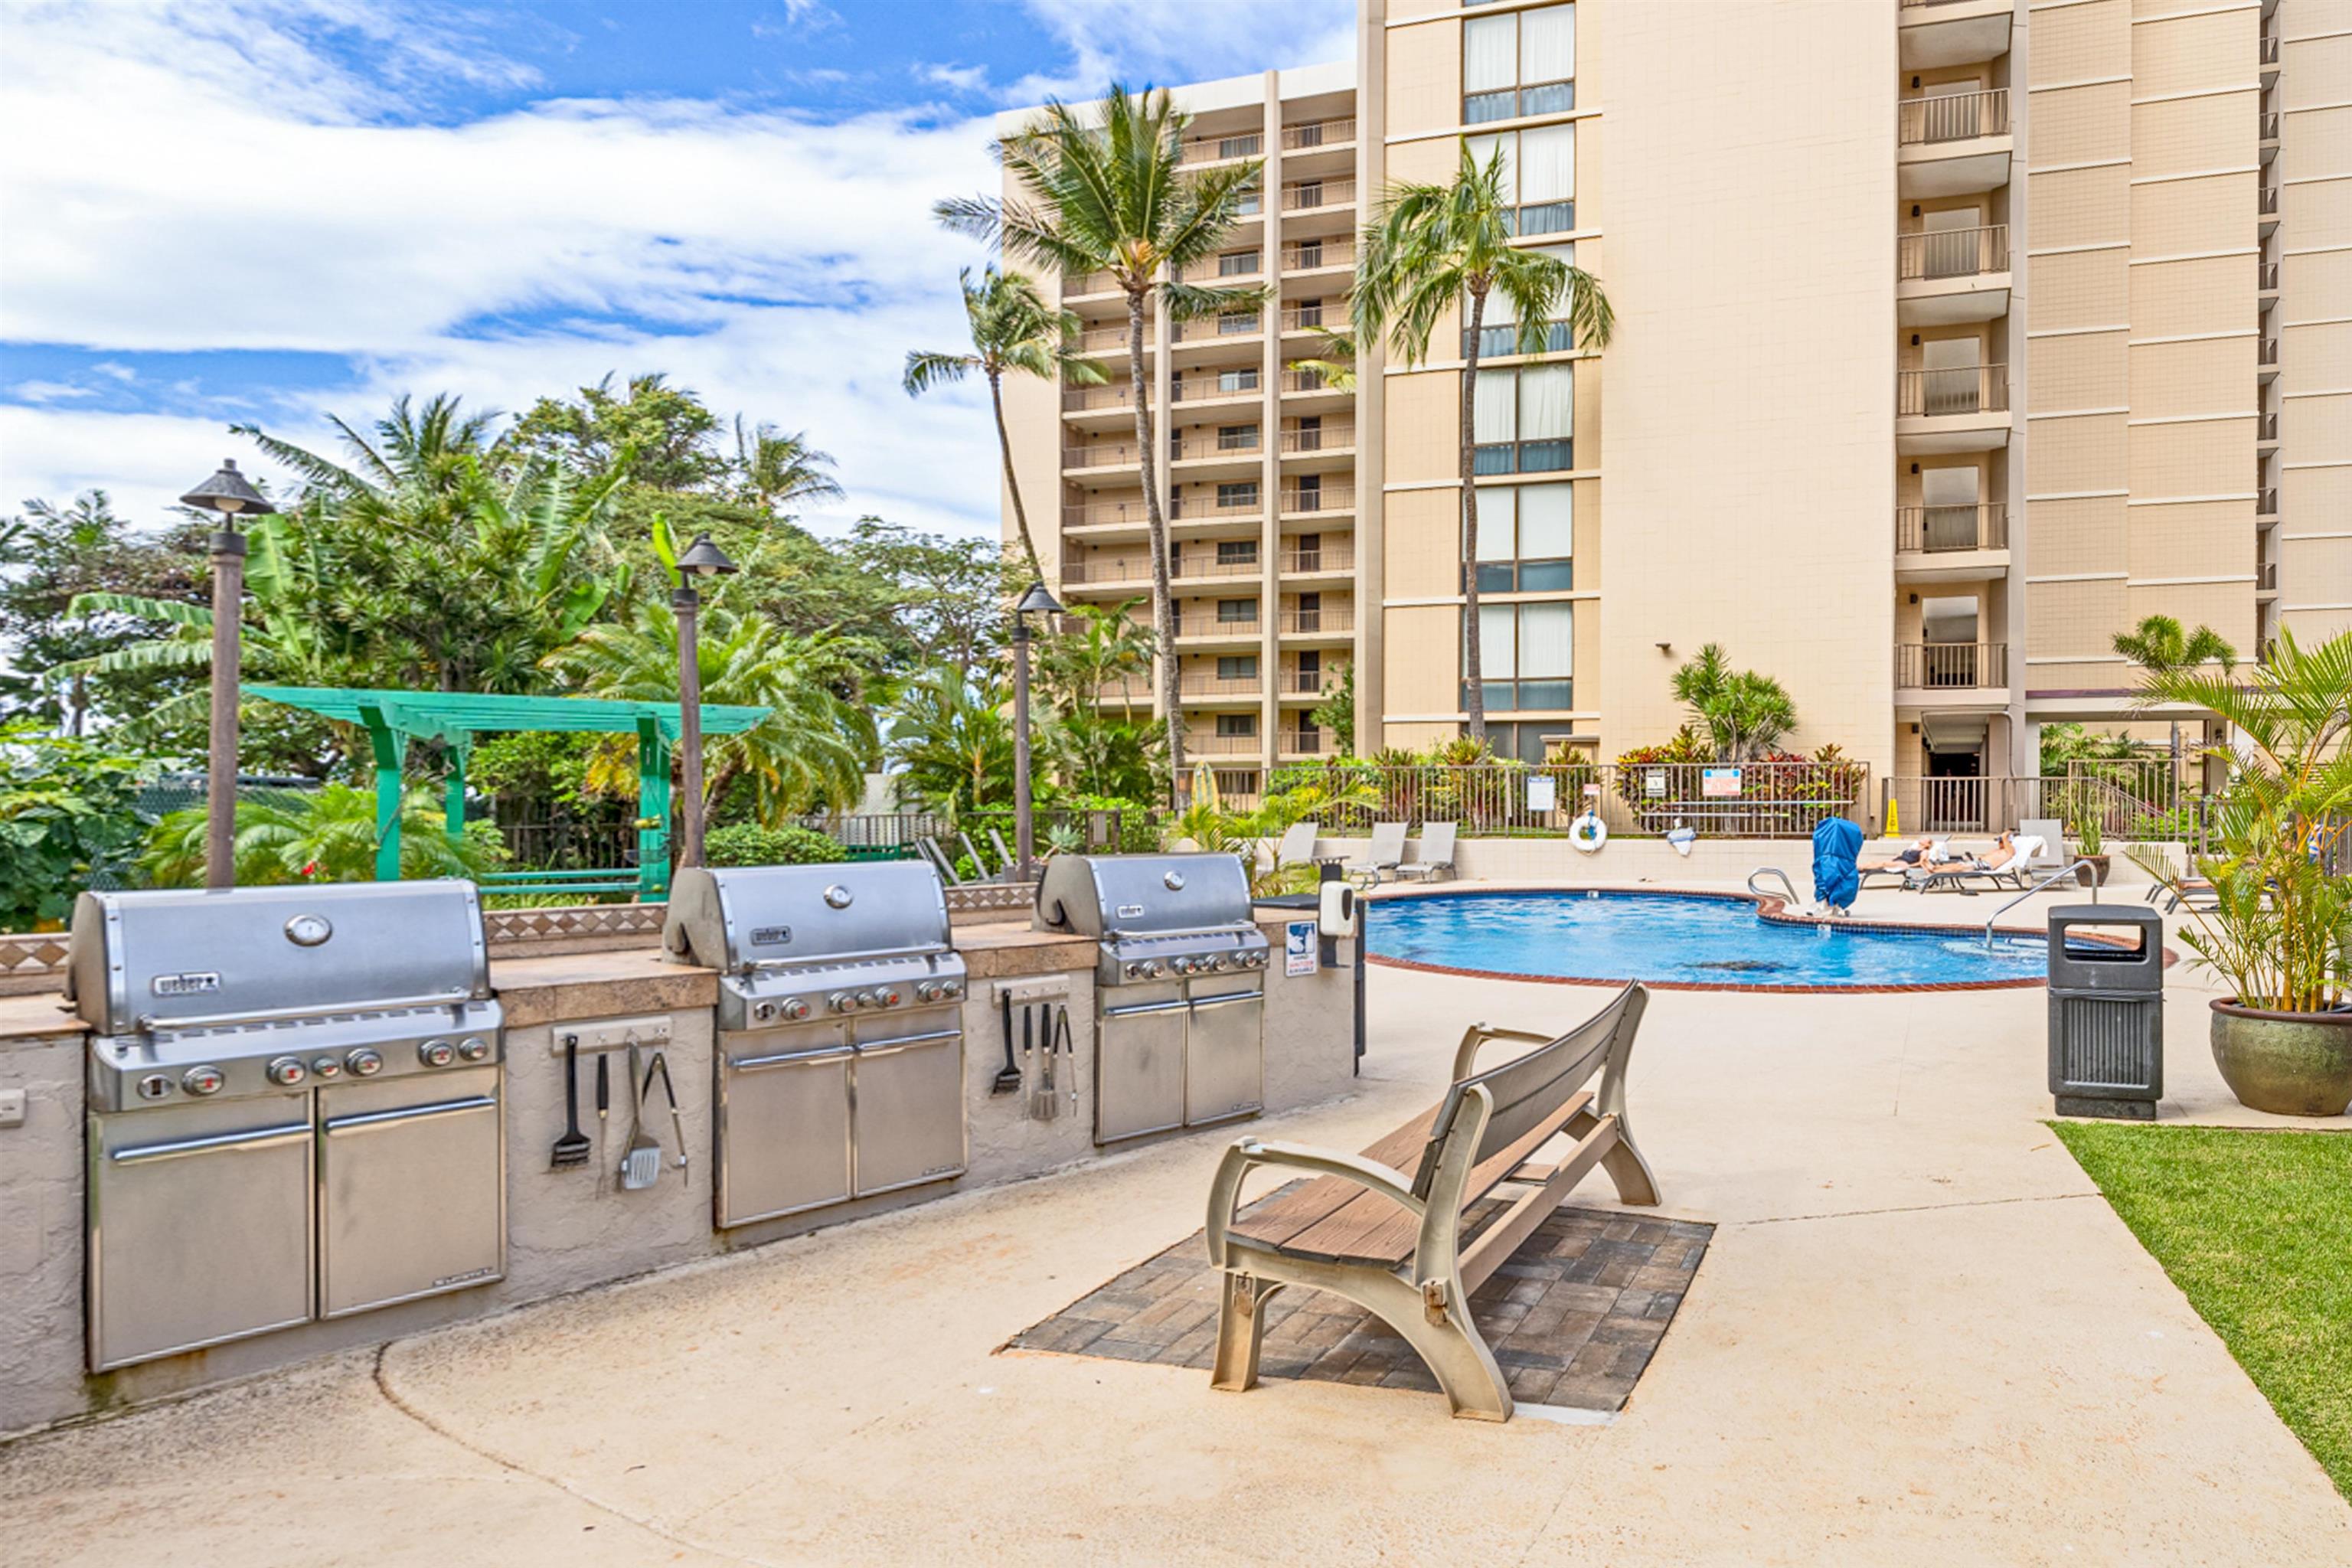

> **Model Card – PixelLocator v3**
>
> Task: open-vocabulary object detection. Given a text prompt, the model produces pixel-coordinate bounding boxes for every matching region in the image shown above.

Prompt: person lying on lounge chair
[1863,838,1936,873]
[1939,832,2019,875]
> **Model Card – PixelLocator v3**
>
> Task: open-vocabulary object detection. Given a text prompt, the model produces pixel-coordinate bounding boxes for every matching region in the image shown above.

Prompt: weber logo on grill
[150,972,221,998]
[750,926,793,946]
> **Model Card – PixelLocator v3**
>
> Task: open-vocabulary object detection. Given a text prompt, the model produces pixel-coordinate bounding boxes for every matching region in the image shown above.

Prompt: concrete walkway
[4,887,2347,1566]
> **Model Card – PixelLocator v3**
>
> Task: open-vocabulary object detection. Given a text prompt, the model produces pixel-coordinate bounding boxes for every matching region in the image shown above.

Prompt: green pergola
[248,685,773,901]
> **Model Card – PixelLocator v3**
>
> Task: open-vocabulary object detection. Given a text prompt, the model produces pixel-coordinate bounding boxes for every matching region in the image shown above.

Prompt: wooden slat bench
[1204,982,1660,1422]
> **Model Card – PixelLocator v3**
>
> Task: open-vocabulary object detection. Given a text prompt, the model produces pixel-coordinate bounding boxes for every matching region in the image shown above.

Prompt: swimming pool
[1366,890,2050,991]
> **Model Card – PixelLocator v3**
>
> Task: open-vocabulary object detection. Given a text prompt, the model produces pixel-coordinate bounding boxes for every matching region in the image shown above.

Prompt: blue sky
[0,0,1351,537]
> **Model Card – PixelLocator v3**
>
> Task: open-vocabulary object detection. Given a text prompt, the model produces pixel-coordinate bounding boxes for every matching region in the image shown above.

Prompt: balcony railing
[2260,410,2279,442]
[1062,555,1152,586]
[1463,78,1575,126]
[1172,551,1265,581]
[1174,369,1261,403]
[1279,422,1355,453]
[1281,368,1346,395]
[1280,544,1353,573]
[1282,117,1354,150]
[1280,237,1356,271]
[1184,733,1265,756]
[1280,730,1331,756]
[1895,641,2007,688]
[1179,130,1263,166]
[1063,383,1140,413]
[2258,487,2278,516]
[1897,224,2009,280]
[1170,430,1260,461]
[2260,187,2279,217]
[1281,665,1340,694]
[2262,34,2278,66]
[1171,489,1264,520]
[1281,177,1355,211]
[2259,338,2279,367]
[1174,256,1263,284]
[1279,606,1354,635]
[1898,88,2009,145]
[1176,312,1263,343]
[1898,363,2009,416]
[1079,323,1139,354]
[1178,672,1263,697]
[1281,482,1356,513]
[1093,678,1152,706]
[2259,261,2279,292]
[2259,560,2279,591]
[1896,502,2007,553]
[1064,498,1152,528]
[1175,613,1261,639]
[2261,111,2281,141]
[1279,304,1351,334]
[1063,269,1119,296]
[1063,439,1142,470]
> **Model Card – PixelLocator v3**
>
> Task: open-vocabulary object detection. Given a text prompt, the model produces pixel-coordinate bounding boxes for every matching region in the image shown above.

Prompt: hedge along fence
[1266,759,1871,840]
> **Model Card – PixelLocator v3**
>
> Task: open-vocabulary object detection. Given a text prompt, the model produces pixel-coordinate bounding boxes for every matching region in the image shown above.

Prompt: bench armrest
[1448,1022,1553,1080]
[1205,1138,1424,1267]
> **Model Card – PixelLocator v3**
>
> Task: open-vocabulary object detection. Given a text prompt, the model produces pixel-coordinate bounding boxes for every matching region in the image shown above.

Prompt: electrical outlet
[0,1088,26,1128]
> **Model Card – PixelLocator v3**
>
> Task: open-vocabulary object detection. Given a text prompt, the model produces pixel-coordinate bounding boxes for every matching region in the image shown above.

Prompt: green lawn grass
[2053,1122,2352,1502]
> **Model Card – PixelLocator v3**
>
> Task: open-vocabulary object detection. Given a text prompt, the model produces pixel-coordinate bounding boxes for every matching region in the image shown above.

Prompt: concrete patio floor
[4,884,2347,1566]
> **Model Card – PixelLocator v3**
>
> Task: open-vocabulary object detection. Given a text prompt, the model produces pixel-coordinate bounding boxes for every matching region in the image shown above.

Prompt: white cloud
[0,0,1004,536]
[1007,0,1354,103]
[916,62,990,95]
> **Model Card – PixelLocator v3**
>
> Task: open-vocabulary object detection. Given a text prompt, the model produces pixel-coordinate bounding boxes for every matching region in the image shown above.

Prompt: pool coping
[1361,884,2174,995]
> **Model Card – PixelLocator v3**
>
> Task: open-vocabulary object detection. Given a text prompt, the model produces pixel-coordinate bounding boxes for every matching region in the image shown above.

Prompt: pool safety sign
[1525,776,1557,812]
[1285,920,1318,976]
[1644,769,1668,797]
[1702,766,1743,797]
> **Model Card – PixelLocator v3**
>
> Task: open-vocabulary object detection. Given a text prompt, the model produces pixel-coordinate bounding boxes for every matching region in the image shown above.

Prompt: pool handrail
[1983,861,2099,948]
[1746,867,1805,911]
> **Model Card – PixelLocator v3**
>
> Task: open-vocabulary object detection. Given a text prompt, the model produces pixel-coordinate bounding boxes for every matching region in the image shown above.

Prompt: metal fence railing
[793,808,1136,861]
[1262,760,1871,840]
[1884,766,2212,844]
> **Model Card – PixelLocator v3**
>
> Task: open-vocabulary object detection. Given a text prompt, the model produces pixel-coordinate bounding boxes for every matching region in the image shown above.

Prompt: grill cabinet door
[1096,993,1187,1144]
[851,1014,965,1196]
[1184,988,1266,1127]
[318,1067,505,1318]
[88,1096,315,1370]
[720,1033,853,1226]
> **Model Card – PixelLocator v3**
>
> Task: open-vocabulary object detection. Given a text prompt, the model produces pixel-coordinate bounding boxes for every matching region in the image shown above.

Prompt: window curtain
[1465,132,1516,201]
[1478,605,1518,678]
[1518,364,1573,440]
[1521,5,1576,83]
[1519,603,1574,678]
[1519,124,1575,204]
[1474,487,1516,561]
[1463,15,1517,92]
[1475,370,1519,443]
[1518,483,1574,557]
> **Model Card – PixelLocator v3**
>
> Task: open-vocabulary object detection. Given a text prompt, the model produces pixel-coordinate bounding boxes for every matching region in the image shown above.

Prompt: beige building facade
[1001,0,2349,809]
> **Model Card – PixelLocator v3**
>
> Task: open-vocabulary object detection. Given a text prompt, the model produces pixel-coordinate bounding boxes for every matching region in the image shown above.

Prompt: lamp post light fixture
[671,532,740,870]
[1010,581,1063,881]
[178,459,276,890]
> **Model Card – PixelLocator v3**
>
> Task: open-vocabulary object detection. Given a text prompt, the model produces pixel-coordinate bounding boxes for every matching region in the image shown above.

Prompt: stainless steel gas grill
[1031,853,1270,1143]
[67,880,506,1372]
[662,861,969,1227]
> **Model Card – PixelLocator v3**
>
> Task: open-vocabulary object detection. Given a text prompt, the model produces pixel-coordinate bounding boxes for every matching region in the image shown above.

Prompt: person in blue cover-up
[1811,815,1863,912]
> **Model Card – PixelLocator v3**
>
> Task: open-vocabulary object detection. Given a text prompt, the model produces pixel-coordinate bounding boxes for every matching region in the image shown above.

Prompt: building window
[1216,712,1258,737]
[1216,309,1261,335]
[1216,655,1259,681]
[1214,367,1259,394]
[1462,246,1576,358]
[1466,600,1573,713]
[1215,539,1259,566]
[1236,183,1262,217]
[1217,598,1258,624]
[1483,722,1570,765]
[1218,132,1263,160]
[1217,423,1260,451]
[1465,125,1575,235]
[1218,249,1260,276]
[1464,5,1576,125]
[1215,481,1259,508]
[1292,237,1327,268]
[1468,483,1574,593]
[1473,364,1574,474]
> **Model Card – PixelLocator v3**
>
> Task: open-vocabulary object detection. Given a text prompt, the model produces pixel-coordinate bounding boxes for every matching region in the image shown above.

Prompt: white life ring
[1570,811,1609,854]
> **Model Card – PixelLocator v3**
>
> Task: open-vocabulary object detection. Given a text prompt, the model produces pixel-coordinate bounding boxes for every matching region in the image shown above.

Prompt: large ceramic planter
[2073,854,2109,888]
[2210,999,2352,1117]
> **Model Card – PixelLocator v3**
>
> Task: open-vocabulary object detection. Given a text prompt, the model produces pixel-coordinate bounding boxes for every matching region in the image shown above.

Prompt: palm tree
[886,666,1015,816]
[730,418,844,518]
[547,596,873,823]
[905,266,1105,581]
[140,782,504,887]
[1670,643,1798,763]
[938,85,1263,794]
[1285,325,1357,394]
[1354,142,1614,742]
[2113,612,2236,775]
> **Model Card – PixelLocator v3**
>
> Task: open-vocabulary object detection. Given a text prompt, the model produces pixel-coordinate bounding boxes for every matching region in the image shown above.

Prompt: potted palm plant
[2067,796,2109,887]
[2135,629,2352,1116]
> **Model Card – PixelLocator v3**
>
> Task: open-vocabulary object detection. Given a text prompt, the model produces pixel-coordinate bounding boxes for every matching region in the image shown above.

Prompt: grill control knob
[311,1055,343,1078]
[877,987,904,1008]
[913,982,936,1003]
[181,1065,226,1096]
[346,1048,384,1077]
[136,1073,173,1101]
[828,991,858,1014]
[457,1036,492,1063]
[939,978,963,1000]
[780,998,812,1022]
[419,1040,456,1068]
[1210,955,1232,972]
[855,989,882,1009]
[1139,959,1165,979]
[266,1055,307,1087]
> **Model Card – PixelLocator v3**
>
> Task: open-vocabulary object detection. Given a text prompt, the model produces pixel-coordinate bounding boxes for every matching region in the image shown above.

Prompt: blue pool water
[1367,891,2049,990]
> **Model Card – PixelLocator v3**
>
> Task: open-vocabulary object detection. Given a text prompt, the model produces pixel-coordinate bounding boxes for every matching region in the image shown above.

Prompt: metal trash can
[2047,904,2164,1120]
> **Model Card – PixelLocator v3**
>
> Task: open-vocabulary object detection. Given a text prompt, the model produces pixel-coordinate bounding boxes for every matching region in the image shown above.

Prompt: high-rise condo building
[998,0,2349,821]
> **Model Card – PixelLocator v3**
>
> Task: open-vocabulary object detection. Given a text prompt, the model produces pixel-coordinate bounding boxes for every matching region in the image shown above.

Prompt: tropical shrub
[140,784,507,887]
[1669,644,1798,762]
[704,823,848,867]
[0,725,155,927]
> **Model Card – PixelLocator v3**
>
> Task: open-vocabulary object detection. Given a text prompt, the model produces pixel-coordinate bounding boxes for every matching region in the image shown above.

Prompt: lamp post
[178,459,276,890]
[671,532,740,871]
[1010,581,1062,880]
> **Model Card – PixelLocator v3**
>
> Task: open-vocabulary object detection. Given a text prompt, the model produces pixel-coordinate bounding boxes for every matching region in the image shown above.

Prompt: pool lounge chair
[1913,837,2040,896]
[916,835,965,887]
[1267,819,1321,874]
[1395,821,1459,883]
[1348,822,1409,887]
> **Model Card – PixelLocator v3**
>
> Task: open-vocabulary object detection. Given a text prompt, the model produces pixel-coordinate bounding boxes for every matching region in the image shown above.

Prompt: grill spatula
[619,1040,662,1191]
[551,1037,591,1169]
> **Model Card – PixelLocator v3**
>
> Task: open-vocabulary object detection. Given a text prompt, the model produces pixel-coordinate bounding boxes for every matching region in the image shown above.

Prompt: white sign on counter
[1285,920,1318,977]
